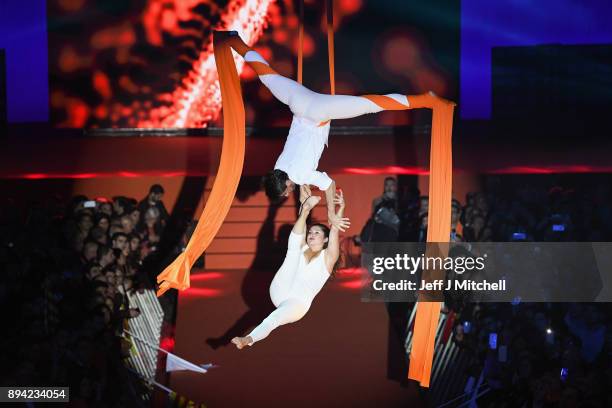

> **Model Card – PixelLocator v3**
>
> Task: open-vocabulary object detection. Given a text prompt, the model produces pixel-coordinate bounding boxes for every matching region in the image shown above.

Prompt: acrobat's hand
[328,213,350,232]
[333,190,345,209]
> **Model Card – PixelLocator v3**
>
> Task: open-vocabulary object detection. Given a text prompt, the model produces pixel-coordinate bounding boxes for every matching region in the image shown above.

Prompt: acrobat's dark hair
[307,223,341,274]
[263,169,289,200]
[308,223,330,248]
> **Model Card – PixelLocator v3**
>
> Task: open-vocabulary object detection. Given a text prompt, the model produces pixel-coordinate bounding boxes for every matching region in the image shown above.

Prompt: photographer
[361,178,401,243]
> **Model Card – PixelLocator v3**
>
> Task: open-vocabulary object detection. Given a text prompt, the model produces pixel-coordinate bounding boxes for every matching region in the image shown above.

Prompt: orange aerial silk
[156,35,246,297]
[326,0,335,96]
[297,0,304,85]
[355,93,455,388]
[405,94,455,388]
[322,2,455,383]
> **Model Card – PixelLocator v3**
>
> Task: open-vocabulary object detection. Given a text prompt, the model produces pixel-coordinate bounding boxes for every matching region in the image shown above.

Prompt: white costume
[240,45,414,344]
[244,50,410,191]
[247,231,330,344]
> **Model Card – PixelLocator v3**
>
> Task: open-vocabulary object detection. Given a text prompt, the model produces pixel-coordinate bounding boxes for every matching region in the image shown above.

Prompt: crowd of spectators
[3,174,611,406]
[363,177,612,244]
[361,175,612,407]
[0,184,174,406]
[455,301,612,407]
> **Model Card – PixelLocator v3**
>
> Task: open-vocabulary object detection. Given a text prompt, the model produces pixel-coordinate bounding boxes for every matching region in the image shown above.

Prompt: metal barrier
[404,304,488,407]
[124,289,165,387]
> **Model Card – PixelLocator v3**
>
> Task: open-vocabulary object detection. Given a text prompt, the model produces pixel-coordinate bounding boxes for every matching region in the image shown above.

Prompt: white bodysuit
[244,50,410,191]
[242,49,411,343]
[248,231,330,344]
[274,116,333,190]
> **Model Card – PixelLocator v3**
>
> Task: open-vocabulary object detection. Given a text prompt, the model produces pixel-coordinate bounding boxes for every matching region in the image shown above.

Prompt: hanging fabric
[155,34,246,296]
[297,0,304,84]
[405,95,455,388]
[326,0,335,95]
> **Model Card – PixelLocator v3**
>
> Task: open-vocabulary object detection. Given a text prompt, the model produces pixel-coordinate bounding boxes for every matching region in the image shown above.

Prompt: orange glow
[489,166,564,174]
[65,98,90,128]
[119,76,139,93]
[117,171,139,178]
[319,0,362,32]
[5,165,612,181]
[255,46,273,61]
[343,166,429,175]
[339,0,362,14]
[90,23,136,49]
[413,69,446,96]
[161,10,178,32]
[160,336,175,352]
[94,105,108,119]
[286,14,298,29]
[338,279,364,290]
[141,1,163,46]
[292,33,315,57]
[23,174,47,180]
[25,172,94,180]
[50,0,276,127]
[240,64,257,80]
[333,268,367,291]
[190,272,225,281]
[93,71,112,100]
[381,35,419,74]
[58,47,83,73]
[180,287,224,298]
[4,171,192,180]
[336,267,366,276]
[273,29,289,44]
[137,0,275,128]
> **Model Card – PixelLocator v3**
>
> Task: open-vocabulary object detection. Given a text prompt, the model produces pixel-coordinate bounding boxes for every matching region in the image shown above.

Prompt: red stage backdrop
[47,0,451,128]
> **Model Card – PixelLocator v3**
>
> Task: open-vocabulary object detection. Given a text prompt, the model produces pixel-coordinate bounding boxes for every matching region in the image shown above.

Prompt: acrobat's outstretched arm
[325,190,347,272]
[292,185,319,247]
[323,180,350,232]
[293,185,313,233]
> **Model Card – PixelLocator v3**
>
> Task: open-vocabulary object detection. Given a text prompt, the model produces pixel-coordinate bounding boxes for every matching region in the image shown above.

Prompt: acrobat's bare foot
[231,336,253,350]
[302,195,321,212]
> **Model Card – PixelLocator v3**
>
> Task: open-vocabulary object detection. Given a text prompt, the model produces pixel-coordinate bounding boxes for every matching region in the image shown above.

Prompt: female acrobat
[231,185,348,348]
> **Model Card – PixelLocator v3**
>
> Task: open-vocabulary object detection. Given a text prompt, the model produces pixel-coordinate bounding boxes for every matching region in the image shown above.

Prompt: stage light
[489,333,497,349]
[546,328,555,345]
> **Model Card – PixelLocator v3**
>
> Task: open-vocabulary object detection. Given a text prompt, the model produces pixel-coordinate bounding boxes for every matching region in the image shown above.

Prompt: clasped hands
[299,185,350,232]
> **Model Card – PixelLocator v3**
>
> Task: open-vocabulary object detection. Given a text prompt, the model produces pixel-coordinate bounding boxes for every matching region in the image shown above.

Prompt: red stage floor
[169,268,423,407]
